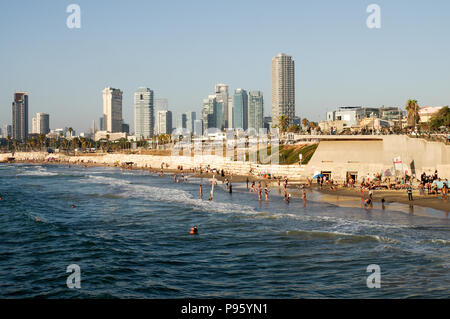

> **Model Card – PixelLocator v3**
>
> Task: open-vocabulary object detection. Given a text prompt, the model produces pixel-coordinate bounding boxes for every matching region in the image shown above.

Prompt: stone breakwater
[0,152,308,180]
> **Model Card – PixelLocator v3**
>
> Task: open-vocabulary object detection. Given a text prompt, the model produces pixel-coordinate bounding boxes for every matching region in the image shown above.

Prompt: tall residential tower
[272,53,295,127]
[12,92,29,141]
[102,87,123,133]
[134,87,154,139]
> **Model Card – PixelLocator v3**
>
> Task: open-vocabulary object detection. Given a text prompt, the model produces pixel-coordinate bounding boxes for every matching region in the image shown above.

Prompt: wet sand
[315,186,449,213]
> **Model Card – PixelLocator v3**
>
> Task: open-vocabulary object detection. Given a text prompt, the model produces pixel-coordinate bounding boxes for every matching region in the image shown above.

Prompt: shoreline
[314,185,449,214]
[2,152,449,214]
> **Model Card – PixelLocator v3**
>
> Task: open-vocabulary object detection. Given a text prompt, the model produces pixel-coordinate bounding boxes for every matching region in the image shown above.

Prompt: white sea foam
[82,175,256,215]
[17,167,58,176]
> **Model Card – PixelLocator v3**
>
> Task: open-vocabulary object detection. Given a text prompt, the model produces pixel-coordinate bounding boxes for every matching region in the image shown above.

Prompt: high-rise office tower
[154,98,168,135]
[202,95,217,132]
[12,92,29,141]
[177,113,187,130]
[272,53,295,127]
[232,89,248,130]
[99,117,104,131]
[248,91,264,131]
[102,87,123,133]
[157,110,172,135]
[214,84,229,130]
[227,96,233,129]
[134,87,154,139]
[186,112,196,133]
[32,113,50,135]
[32,118,38,134]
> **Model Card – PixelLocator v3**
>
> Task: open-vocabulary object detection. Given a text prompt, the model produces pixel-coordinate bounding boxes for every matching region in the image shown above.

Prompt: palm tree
[405,99,420,129]
[68,127,73,138]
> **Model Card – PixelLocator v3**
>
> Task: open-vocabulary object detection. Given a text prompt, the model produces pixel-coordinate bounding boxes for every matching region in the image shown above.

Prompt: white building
[32,113,50,135]
[419,106,444,123]
[102,87,123,133]
[272,53,295,127]
[157,110,172,135]
[134,87,154,139]
[154,98,168,135]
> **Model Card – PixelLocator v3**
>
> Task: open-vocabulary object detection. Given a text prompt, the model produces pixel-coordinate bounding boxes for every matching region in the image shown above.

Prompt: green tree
[429,106,450,130]
[301,118,309,130]
[279,115,289,133]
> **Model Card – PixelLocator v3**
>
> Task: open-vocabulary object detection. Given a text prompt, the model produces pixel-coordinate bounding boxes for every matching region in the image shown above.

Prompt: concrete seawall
[1,135,448,181]
[307,135,450,181]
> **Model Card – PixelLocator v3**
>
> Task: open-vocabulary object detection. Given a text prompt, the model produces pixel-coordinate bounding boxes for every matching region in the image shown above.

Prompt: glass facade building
[232,89,248,130]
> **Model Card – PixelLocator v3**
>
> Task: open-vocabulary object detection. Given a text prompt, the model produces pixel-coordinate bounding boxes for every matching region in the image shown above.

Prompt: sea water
[0,164,448,298]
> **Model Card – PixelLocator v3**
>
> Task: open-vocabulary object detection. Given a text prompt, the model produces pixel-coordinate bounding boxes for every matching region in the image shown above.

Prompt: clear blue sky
[1,0,449,133]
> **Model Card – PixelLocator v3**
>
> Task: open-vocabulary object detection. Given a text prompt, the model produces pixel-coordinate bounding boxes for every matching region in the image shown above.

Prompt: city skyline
[1,0,450,133]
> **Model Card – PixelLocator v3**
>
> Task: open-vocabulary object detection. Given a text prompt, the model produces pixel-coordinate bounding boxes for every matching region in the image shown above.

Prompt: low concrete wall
[0,152,306,180]
[1,135,448,181]
[308,135,450,181]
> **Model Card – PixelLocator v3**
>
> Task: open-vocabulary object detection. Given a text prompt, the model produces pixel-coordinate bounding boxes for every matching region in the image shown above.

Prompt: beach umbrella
[313,174,323,179]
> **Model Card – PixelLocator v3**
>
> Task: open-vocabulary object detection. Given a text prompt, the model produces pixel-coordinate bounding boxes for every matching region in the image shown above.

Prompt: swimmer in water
[72,204,76,208]
[189,225,198,235]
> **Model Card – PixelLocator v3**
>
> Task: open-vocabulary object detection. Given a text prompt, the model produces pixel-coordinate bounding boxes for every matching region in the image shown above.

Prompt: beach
[2,151,449,213]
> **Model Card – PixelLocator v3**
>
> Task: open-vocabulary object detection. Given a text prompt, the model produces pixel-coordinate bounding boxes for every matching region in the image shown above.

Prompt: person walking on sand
[407,185,413,201]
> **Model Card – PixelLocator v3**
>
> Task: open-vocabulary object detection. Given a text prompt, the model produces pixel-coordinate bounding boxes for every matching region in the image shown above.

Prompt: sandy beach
[314,185,449,213]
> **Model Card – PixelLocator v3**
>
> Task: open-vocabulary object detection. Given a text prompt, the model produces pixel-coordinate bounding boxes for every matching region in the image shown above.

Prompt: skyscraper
[32,113,50,135]
[102,87,123,133]
[134,87,154,139]
[228,96,233,129]
[177,113,187,130]
[99,117,104,131]
[186,112,196,133]
[157,110,173,135]
[12,92,28,141]
[272,53,295,127]
[248,91,264,131]
[232,89,248,130]
[202,95,217,132]
[214,84,229,130]
[154,98,168,135]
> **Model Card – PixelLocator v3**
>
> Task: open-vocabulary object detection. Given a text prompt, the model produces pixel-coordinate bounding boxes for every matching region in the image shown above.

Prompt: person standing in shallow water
[199,185,203,199]
[407,185,413,201]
